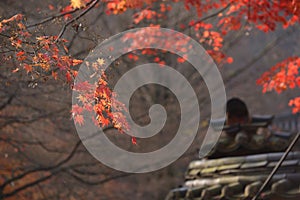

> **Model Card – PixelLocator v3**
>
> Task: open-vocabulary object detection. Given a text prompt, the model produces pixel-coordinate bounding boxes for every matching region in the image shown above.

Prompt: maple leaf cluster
[0,14,82,83]
[71,60,130,140]
[104,0,236,64]
[0,10,132,143]
[103,0,300,63]
[289,97,300,114]
[100,0,300,114]
[104,0,156,15]
[257,57,300,94]
[257,57,300,113]
[123,25,192,64]
[1,0,300,147]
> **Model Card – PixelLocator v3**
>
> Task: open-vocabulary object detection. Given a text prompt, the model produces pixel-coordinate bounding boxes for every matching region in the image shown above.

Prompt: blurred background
[0,0,300,199]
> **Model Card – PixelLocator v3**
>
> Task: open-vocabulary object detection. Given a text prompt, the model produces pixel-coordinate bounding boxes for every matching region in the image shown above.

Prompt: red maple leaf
[74,115,84,126]
[131,137,137,145]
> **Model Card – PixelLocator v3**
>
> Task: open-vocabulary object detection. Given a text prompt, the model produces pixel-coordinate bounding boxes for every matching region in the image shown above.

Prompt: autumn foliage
[0,0,300,199]
[257,57,300,113]
[1,0,300,139]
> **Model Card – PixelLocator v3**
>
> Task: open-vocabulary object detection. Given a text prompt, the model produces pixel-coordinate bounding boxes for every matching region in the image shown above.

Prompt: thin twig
[26,0,99,28]
[1,172,55,199]
[224,26,298,85]
[55,0,100,42]
[190,3,231,27]
[26,9,79,28]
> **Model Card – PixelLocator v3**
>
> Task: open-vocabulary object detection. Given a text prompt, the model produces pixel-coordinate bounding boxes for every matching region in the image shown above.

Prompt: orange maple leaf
[72,59,83,66]
[23,64,32,73]
[66,71,72,82]
[70,0,86,9]
[52,71,58,80]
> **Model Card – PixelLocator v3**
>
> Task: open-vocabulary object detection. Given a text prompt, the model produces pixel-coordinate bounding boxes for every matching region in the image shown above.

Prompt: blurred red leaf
[226,57,233,64]
[74,115,84,126]
[131,137,137,145]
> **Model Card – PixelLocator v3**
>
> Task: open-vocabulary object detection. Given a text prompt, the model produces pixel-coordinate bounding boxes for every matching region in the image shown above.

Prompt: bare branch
[55,0,100,42]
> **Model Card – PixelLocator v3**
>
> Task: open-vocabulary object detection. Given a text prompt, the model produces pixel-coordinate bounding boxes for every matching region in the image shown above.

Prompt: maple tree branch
[222,22,247,51]
[0,125,120,199]
[55,0,100,42]
[224,26,298,85]
[3,139,43,167]
[0,95,14,111]
[0,125,114,191]
[0,139,81,190]
[26,0,100,28]
[0,162,97,199]
[0,137,68,154]
[183,27,299,112]
[0,172,56,199]
[66,5,105,51]
[0,33,10,39]
[0,108,66,129]
[189,3,231,27]
[26,9,79,28]
[1,162,130,199]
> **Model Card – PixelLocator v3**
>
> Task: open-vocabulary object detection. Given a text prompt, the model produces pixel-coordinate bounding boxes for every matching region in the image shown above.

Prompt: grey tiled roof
[166,114,300,200]
[166,152,300,200]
